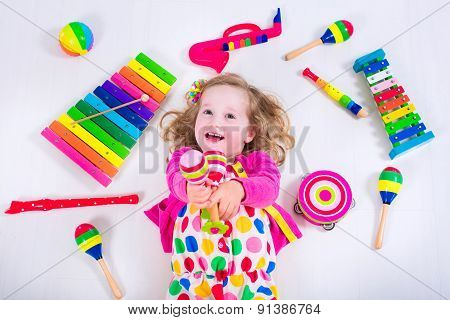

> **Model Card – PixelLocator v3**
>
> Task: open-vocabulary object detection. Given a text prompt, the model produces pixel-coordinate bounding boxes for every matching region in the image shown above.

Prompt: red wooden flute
[5,194,139,214]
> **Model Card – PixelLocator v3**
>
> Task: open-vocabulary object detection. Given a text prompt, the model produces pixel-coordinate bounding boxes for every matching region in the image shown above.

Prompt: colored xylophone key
[84,93,141,140]
[42,128,112,187]
[119,67,165,103]
[93,86,148,130]
[128,59,171,95]
[111,73,160,112]
[101,80,154,121]
[48,120,118,178]
[58,114,124,168]
[75,100,136,149]
[67,106,130,159]
[135,52,177,86]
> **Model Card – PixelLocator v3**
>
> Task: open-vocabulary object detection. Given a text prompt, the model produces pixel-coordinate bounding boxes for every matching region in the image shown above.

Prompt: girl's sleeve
[232,151,281,208]
[166,147,191,203]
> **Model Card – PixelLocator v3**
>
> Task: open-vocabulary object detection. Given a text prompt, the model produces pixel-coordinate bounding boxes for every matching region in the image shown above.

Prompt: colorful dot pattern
[167,176,278,300]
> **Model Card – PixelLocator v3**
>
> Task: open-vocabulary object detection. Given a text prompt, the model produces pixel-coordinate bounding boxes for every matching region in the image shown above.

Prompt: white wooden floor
[0,0,449,299]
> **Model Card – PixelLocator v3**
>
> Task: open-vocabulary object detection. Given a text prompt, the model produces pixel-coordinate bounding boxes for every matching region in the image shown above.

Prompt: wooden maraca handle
[375,204,389,249]
[98,258,123,300]
[207,185,220,222]
[285,39,323,61]
[208,203,220,222]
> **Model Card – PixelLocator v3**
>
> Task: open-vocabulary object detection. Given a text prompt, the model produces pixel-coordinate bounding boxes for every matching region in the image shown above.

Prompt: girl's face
[194,85,255,159]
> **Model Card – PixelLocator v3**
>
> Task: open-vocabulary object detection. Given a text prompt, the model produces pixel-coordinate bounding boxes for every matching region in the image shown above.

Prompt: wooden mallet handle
[375,204,389,249]
[71,94,150,125]
[285,39,323,61]
[98,258,123,299]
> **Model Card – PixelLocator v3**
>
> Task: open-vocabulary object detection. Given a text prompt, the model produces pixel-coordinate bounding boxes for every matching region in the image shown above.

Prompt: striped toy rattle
[375,167,403,249]
[75,223,123,299]
[179,149,229,235]
[285,20,353,60]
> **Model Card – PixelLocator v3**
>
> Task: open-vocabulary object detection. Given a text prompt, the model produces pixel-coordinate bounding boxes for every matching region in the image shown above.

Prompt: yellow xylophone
[41,52,177,187]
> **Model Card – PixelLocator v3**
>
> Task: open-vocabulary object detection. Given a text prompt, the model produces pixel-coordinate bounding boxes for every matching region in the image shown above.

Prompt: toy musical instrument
[179,150,219,223]
[41,52,176,187]
[203,150,226,222]
[179,149,209,185]
[294,170,354,231]
[204,150,227,186]
[285,20,353,60]
[179,150,229,234]
[375,167,403,249]
[5,194,139,214]
[71,94,150,125]
[204,151,227,229]
[302,68,368,118]
[353,49,434,159]
[75,223,122,299]
[189,8,282,73]
[202,150,229,234]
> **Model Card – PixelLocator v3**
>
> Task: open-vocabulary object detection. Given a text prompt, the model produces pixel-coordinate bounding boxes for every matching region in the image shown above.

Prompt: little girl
[145,74,302,300]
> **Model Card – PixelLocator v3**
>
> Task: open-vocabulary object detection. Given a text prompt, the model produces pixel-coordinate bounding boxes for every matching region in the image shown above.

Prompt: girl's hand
[186,183,213,208]
[209,180,245,221]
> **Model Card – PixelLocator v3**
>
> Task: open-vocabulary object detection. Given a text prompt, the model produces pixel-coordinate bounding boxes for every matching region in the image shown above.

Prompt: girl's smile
[204,131,225,143]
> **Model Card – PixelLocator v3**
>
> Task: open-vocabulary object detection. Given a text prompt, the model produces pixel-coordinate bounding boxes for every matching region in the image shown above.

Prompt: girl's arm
[231,151,281,208]
[166,147,191,203]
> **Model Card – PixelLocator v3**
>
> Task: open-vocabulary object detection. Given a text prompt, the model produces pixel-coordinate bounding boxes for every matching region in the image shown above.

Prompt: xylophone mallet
[71,94,150,125]
[303,68,368,118]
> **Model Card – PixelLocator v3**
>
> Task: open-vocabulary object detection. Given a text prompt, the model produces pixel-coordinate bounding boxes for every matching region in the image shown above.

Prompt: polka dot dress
[167,170,278,300]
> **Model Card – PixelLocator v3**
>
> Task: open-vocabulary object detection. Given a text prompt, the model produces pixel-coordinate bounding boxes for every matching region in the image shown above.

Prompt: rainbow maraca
[179,150,229,234]
[179,149,209,185]
[285,20,353,60]
[179,149,220,223]
[75,223,122,299]
[204,150,227,186]
[203,150,228,233]
[375,167,403,249]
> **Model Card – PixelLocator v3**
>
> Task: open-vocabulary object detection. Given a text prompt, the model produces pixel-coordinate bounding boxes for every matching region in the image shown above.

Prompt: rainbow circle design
[297,170,352,226]
[75,223,103,260]
[321,20,353,44]
[59,22,94,56]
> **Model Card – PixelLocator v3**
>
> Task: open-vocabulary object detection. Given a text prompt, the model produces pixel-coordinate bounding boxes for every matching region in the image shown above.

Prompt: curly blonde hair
[160,73,294,166]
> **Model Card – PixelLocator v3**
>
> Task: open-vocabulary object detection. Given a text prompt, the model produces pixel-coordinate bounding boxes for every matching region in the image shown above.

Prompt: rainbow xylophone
[353,49,434,159]
[42,52,176,186]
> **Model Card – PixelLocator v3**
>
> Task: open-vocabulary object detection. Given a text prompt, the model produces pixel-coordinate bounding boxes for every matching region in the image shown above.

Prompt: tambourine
[294,170,354,231]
